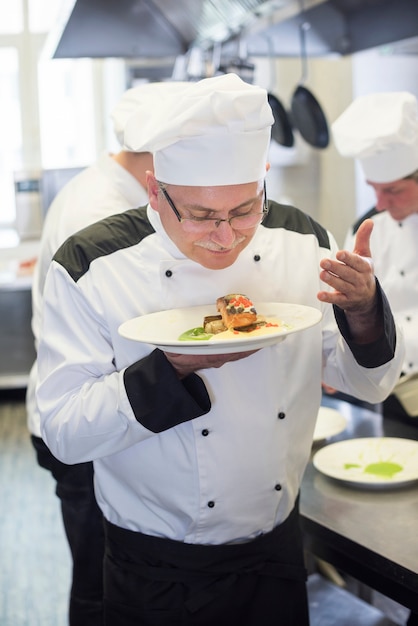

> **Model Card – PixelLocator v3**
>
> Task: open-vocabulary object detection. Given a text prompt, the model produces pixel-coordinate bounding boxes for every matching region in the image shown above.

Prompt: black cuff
[333,278,397,369]
[124,349,211,432]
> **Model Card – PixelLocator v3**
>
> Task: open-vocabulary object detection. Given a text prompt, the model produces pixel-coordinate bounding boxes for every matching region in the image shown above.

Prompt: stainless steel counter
[300,397,418,613]
[0,237,39,388]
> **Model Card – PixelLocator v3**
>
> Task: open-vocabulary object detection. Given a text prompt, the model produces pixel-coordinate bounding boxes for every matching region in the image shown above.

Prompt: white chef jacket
[27,152,149,436]
[37,201,404,545]
[345,209,418,377]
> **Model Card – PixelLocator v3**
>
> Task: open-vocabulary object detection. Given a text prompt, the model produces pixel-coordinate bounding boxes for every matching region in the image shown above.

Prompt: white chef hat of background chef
[123,73,273,186]
[111,81,190,147]
[331,91,418,183]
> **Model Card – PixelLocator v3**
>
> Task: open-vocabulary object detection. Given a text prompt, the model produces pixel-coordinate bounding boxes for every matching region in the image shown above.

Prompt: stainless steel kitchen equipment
[44,0,418,61]
[0,282,36,389]
[0,242,39,389]
[14,170,43,241]
[301,397,418,618]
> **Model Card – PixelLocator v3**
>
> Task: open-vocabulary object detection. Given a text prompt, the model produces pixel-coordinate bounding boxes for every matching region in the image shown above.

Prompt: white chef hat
[123,73,273,186]
[332,91,418,183]
[111,81,190,147]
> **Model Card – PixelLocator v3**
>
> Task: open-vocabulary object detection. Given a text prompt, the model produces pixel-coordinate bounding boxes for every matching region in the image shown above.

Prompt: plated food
[215,294,258,331]
[118,301,323,355]
[180,294,283,341]
[313,437,418,489]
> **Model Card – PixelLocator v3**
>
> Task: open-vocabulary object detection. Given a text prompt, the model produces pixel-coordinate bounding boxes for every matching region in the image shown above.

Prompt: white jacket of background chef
[27,152,149,436]
[37,200,404,545]
[345,208,418,377]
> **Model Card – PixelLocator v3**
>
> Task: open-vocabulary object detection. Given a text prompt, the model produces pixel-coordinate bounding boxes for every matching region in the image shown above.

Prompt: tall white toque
[123,73,273,186]
[332,91,418,183]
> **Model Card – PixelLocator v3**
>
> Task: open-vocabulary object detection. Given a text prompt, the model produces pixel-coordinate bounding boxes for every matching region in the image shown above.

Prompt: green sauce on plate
[363,462,403,478]
[178,327,214,341]
[343,460,403,479]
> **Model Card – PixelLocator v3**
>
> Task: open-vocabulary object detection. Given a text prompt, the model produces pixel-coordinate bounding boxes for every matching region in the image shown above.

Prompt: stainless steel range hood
[44,0,418,63]
[245,0,418,57]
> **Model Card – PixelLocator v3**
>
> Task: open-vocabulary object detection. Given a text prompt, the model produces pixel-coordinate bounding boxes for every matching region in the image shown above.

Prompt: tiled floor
[0,388,412,626]
[0,389,71,626]
[309,557,410,625]
[308,573,401,626]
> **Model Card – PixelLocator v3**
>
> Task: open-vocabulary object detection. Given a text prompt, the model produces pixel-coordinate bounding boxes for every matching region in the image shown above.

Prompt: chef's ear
[266,162,271,173]
[146,172,159,211]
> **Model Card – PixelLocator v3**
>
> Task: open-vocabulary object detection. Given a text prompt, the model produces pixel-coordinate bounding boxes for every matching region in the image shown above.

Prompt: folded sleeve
[124,349,211,432]
[333,279,396,368]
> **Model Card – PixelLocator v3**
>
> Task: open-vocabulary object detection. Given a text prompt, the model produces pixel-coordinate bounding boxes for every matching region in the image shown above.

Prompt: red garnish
[229,295,253,308]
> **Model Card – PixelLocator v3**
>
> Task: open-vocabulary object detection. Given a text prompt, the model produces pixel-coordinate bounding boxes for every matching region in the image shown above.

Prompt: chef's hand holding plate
[317,219,382,344]
[164,349,259,379]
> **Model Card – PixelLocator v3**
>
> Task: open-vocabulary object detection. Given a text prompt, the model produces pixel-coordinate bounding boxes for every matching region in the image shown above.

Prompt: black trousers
[31,436,104,626]
[103,501,309,626]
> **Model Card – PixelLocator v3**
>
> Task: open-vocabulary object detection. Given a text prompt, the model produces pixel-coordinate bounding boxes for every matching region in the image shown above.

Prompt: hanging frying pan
[268,93,294,147]
[290,18,329,149]
[267,37,294,147]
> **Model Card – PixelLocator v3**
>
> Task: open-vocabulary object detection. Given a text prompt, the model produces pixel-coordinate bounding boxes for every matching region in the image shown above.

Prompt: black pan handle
[298,19,311,85]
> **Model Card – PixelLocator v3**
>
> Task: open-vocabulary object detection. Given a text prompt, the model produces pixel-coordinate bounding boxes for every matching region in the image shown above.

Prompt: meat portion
[216,294,257,330]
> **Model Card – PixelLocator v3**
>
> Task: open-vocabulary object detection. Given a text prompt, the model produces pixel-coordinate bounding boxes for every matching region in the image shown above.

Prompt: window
[0,1,23,34]
[0,1,107,228]
[0,1,128,231]
[38,58,96,168]
[28,0,64,33]
[0,48,21,225]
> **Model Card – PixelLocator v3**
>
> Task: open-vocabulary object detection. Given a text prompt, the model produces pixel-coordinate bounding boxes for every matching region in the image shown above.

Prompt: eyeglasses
[158,180,269,232]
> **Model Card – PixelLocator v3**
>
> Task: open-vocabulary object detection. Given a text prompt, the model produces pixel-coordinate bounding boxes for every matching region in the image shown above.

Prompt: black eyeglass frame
[158,180,269,229]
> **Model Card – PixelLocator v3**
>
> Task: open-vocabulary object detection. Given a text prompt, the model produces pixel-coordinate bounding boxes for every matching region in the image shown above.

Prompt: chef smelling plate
[313,406,347,443]
[118,302,322,355]
[313,437,418,489]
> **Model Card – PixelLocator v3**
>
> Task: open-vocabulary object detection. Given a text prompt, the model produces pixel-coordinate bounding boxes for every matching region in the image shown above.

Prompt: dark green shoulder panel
[53,205,154,282]
[263,200,331,250]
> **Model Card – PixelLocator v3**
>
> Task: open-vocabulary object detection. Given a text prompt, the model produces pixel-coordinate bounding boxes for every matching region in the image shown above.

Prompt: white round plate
[118,302,322,355]
[313,407,347,443]
[313,437,418,489]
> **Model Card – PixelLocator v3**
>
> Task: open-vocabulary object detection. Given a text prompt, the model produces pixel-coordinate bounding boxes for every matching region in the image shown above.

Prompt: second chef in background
[333,91,418,420]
